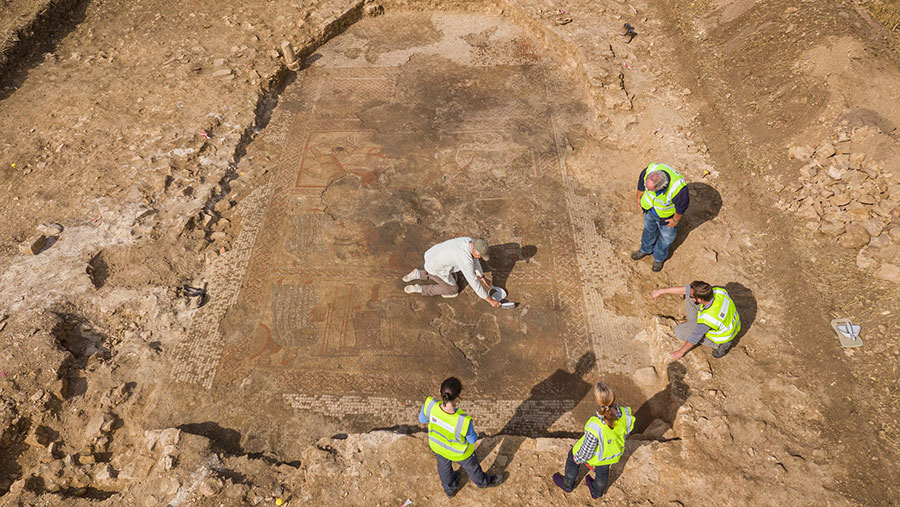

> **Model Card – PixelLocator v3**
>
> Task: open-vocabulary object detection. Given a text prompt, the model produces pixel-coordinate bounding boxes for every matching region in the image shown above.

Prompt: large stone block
[18,234,47,255]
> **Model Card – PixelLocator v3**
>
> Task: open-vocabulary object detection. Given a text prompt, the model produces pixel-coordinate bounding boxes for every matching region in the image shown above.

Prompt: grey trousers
[436,453,489,496]
[673,295,733,354]
[413,269,460,297]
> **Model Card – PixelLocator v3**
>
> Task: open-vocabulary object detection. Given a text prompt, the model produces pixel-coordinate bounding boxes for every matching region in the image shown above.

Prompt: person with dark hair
[631,163,689,272]
[417,377,503,498]
[402,237,501,308]
[552,382,634,499]
[650,280,741,359]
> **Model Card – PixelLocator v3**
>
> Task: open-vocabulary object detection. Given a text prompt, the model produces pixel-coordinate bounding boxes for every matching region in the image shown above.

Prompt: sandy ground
[1,0,899,505]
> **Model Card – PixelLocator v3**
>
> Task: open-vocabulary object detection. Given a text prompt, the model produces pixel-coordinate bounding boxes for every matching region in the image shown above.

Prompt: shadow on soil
[604,362,688,489]
[724,281,757,350]
[448,242,537,297]
[0,0,91,102]
[484,243,538,290]
[0,417,31,496]
[51,312,110,399]
[669,182,722,258]
[480,352,595,476]
[178,421,243,455]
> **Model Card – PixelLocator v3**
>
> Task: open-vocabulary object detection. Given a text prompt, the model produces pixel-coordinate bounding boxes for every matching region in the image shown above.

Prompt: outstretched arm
[671,341,694,360]
[649,286,687,301]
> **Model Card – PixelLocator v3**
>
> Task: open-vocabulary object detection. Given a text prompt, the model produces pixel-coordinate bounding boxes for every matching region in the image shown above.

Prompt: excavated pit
[169,9,677,436]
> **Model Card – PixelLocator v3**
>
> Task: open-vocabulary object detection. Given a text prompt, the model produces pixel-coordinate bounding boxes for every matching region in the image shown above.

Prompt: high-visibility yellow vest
[640,163,687,218]
[697,288,741,344]
[572,406,634,467]
[423,396,475,461]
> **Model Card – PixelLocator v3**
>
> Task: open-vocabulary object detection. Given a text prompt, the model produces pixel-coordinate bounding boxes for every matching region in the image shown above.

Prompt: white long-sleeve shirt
[423,237,488,299]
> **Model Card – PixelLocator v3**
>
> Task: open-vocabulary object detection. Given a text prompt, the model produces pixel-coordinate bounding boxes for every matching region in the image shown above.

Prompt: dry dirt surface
[1,0,899,505]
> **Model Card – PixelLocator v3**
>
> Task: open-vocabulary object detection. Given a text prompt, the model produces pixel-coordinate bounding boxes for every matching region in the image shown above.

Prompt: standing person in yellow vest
[553,382,634,499]
[650,281,741,359]
[632,163,689,272]
[417,377,503,498]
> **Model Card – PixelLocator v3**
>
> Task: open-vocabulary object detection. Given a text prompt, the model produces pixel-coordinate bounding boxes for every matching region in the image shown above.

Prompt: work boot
[402,268,421,283]
[552,473,573,493]
[403,285,422,294]
[446,470,461,498]
[651,260,664,272]
[631,250,650,261]
[479,474,503,488]
[584,475,602,500]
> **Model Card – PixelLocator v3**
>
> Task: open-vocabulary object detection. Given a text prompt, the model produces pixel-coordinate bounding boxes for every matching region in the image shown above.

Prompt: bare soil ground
[1,0,899,505]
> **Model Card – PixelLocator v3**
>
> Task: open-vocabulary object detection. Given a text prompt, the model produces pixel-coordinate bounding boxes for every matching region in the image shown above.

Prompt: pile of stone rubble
[776,128,900,283]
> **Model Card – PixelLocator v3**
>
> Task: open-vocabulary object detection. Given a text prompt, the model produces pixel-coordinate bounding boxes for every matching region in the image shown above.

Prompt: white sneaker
[402,269,420,283]
[404,284,422,294]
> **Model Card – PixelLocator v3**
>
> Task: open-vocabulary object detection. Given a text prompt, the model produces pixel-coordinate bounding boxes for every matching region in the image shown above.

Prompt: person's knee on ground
[713,340,733,358]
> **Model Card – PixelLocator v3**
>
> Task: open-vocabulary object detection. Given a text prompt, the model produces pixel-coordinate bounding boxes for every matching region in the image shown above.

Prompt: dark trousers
[436,453,488,496]
[563,448,609,497]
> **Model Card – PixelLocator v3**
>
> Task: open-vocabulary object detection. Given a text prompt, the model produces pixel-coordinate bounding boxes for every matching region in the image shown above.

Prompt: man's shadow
[456,242,538,294]
[669,182,722,257]
[604,362,689,489]
[477,352,595,476]
[724,282,757,349]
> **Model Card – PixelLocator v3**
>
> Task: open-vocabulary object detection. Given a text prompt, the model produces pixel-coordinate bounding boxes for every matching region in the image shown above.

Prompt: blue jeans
[640,209,678,262]
[563,448,609,497]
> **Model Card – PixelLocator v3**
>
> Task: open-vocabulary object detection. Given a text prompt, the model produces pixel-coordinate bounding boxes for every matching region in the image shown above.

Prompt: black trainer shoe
[446,469,461,497]
[480,474,503,488]
[631,250,650,260]
[651,260,664,272]
[712,343,732,358]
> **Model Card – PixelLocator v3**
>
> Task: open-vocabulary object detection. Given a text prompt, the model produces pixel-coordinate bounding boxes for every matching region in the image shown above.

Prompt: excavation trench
[170,7,663,443]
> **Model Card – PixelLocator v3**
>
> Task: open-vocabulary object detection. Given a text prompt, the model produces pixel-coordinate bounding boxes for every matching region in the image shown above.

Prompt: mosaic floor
[172,12,647,432]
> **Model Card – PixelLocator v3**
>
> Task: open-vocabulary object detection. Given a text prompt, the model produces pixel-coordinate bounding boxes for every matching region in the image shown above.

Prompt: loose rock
[838,224,870,249]
[875,263,900,283]
[19,234,48,255]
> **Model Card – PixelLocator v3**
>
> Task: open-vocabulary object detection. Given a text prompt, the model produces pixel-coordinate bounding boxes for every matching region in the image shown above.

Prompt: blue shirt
[637,167,689,224]
[419,403,478,444]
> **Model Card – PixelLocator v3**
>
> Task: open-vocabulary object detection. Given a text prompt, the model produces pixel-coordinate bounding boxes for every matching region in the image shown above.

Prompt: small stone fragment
[815,143,836,159]
[839,224,870,249]
[829,194,851,206]
[788,145,814,160]
[875,263,900,283]
[820,222,844,237]
[889,226,900,242]
[36,222,63,235]
[199,476,224,497]
[363,1,384,17]
[861,220,883,238]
